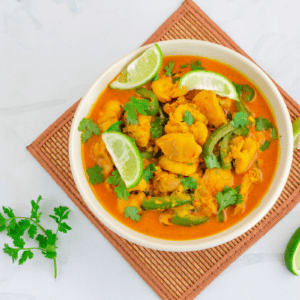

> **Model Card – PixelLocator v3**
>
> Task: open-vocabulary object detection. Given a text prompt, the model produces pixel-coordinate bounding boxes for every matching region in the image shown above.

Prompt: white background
[1,0,300,299]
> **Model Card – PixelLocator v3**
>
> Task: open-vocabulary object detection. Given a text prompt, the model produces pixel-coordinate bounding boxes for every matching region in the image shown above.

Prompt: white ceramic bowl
[69,40,293,251]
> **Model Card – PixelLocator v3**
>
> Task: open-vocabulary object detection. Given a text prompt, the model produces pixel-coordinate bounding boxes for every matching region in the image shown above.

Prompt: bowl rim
[69,40,293,251]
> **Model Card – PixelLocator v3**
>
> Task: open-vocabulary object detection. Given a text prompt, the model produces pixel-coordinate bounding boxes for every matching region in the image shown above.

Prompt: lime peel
[292,117,300,149]
[110,44,163,90]
[179,70,239,101]
[102,132,143,189]
[284,227,300,276]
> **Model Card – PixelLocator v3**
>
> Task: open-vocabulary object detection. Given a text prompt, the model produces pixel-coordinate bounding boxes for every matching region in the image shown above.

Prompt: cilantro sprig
[216,185,243,213]
[180,64,188,69]
[86,165,105,185]
[150,117,165,138]
[106,170,130,200]
[230,112,248,128]
[255,117,273,131]
[183,110,194,125]
[164,61,175,76]
[124,206,140,222]
[143,164,156,183]
[78,118,101,143]
[191,60,204,71]
[0,196,71,278]
[260,140,270,151]
[124,97,151,125]
[106,121,124,133]
[180,177,198,191]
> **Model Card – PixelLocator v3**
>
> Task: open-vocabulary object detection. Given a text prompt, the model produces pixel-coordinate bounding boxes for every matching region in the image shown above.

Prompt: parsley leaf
[183,110,194,125]
[255,117,273,131]
[230,112,248,128]
[106,170,130,201]
[180,64,188,69]
[260,140,270,151]
[86,165,105,185]
[152,73,160,81]
[143,164,156,183]
[180,177,198,191]
[164,61,175,76]
[1,197,71,278]
[204,155,221,169]
[78,118,101,143]
[124,97,151,125]
[124,206,140,222]
[151,117,164,138]
[106,121,124,133]
[216,185,243,212]
[191,60,204,71]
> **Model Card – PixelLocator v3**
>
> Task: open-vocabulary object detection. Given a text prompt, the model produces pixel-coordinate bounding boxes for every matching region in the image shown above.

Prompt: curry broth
[82,56,279,241]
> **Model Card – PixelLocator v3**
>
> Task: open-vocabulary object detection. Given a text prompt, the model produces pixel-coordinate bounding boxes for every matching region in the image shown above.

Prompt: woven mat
[27,1,300,299]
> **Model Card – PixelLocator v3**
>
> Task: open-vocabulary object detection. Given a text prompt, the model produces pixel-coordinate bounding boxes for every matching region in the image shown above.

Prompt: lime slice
[284,227,300,275]
[292,117,300,149]
[110,44,163,90]
[102,132,143,188]
[179,70,239,101]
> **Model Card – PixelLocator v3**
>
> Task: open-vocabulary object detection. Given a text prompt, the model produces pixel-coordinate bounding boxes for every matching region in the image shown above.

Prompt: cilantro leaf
[151,117,164,138]
[30,195,42,223]
[78,118,101,143]
[2,206,15,218]
[180,64,188,69]
[36,234,47,248]
[3,244,19,263]
[191,60,204,71]
[180,177,198,191]
[19,250,34,265]
[271,127,279,140]
[230,112,248,128]
[183,110,194,125]
[106,121,124,133]
[28,224,37,239]
[0,213,7,232]
[173,77,181,83]
[216,185,243,212]
[143,164,156,183]
[204,155,221,169]
[86,165,105,185]
[124,102,138,125]
[164,61,175,76]
[233,82,243,98]
[124,206,140,222]
[260,140,270,151]
[124,97,151,125]
[106,170,130,201]
[152,73,160,81]
[255,117,273,131]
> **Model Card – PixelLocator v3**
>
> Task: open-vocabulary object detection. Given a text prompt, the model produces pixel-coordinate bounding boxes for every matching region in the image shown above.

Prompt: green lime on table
[179,70,239,101]
[292,117,300,149]
[284,227,300,275]
[102,132,143,188]
[110,44,163,90]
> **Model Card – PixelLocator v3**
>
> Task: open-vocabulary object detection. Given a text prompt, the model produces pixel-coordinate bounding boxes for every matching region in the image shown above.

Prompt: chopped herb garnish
[232,82,243,97]
[255,117,273,131]
[124,96,151,125]
[183,110,194,125]
[230,112,248,128]
[124,206,140,222]
[86,165,105,185]
[143,164,156,183]
[106,170,130,200]
[164,61,175,76]
[180,177,198,191]
[150,117,164,138]
[260,141,270,151]
[216,185,243,213]
[204,155,221,169]
[106,121,124,132]
[152,73,160,81]
[173,77,181,83]
[180,64,188,69]
[78,118,101,143]
[271,127,279,140]
[191,60,204,71]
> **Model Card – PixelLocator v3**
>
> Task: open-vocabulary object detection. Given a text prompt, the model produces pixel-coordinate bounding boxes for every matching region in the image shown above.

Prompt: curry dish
[81,55,279,240]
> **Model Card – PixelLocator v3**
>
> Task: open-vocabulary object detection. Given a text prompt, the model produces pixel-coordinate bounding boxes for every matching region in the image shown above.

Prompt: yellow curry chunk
[124,114,152,148]
[98,101,122,131]
[193,90,227,128]
[156,133,202,163]
[159,156,198,176]
[229,137,260,174]
[153,168,181,194]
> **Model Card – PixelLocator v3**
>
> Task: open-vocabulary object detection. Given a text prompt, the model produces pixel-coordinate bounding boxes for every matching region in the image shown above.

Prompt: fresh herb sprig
[106,170,130,200]
[0,196,71,278]
[78,118,101,143]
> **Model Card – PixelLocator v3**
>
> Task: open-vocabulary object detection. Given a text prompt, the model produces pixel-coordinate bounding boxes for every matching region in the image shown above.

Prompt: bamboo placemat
[27,1,300,299]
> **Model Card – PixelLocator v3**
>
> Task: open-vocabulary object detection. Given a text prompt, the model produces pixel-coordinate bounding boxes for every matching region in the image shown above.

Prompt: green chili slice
[172,214,209,226]
[135,88,159,116]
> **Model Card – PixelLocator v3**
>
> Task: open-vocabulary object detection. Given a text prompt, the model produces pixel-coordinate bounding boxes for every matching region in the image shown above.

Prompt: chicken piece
[164,114,190,134]
[234,168,261,215]
[163,96,187,115]
[128,178,150,192]
[98,101,122,131]
[124,114,152,148]
[218,96,232,110]
[156,133,202,163]
[229,137,259,174]
[194,168,234,217]
[159,156,198,176]
[189,121,209,146]
[117,192,146,214]
[92,138,114,177]
[153,170,181,193]
[152,76,188,103]
[172,104,207,124]
[193,90,227,128]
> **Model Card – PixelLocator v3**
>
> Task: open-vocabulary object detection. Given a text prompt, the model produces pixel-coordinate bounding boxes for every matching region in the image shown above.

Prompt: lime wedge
[284,227,300,275]
[179,70,239,101]
[102,132,143,188]
[110,44,163,90]
[292,117,300,149]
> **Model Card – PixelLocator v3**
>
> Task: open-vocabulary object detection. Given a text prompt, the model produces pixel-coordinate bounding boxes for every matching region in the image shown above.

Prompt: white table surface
[1,0,300,299]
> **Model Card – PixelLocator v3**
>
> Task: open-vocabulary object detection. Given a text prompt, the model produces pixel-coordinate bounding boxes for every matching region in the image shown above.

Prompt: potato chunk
[98,101,122,131]
[159,156,198,176]
[193,90,227,128]
[153,170,181,193]
[156,133,202,163]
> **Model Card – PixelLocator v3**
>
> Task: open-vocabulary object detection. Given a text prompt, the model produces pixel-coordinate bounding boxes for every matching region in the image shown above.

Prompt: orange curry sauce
[82,56,279,240]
